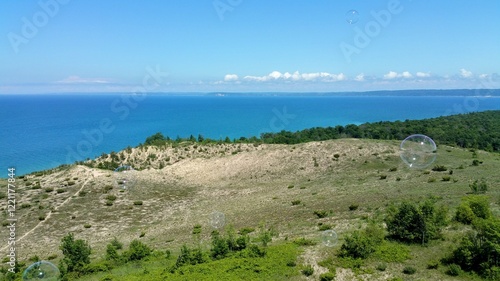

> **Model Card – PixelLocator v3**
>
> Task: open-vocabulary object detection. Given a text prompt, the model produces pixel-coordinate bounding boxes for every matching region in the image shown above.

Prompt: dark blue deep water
[1,93,500,176]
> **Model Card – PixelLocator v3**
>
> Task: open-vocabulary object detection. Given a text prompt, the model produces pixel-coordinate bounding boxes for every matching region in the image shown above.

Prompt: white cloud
[460,68,473,78]
[241,71,346,82]
[354,73,365,81]
[416,72,431,78]
[383,71,399,79]
[479,74,488,79]
[402,71,412,78]
[56,75,109,84]
[224,74,239,81]
[383,71,414,79]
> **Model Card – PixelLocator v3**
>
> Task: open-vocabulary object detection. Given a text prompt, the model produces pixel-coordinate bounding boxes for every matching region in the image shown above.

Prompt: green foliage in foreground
[448,214,500,279]
[74,243,300,281]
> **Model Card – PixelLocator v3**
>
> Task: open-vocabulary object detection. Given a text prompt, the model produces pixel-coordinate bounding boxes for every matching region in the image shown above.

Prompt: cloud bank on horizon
[0,0,499,93]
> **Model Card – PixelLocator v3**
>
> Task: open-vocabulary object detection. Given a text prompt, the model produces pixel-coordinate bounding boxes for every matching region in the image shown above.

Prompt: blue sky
[1,0,499,93]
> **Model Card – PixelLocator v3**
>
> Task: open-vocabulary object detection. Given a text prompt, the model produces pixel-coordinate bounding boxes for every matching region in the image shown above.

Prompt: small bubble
[400,134,437,169]
[113,165,137,190]
[209,211,226,229]
[345,10,359,24]
[321,230,338,247]
[23,261,60,281]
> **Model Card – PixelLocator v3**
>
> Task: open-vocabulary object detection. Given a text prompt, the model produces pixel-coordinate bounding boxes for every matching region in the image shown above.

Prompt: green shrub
[455,203,475,224]
[293,237,317,246]
[319,224,332,231]
[102,185,113,193]
[403,266,416,275]
[105,244,120,261]
[210,231,229,259]
[20,203,31,209]
[427,260,439,269]
[291,200,301,206]
[110,237,123,250]
[192,224,202,235]
[432,165,447,171]
[67,181,75,186]
[386,200,447,244]
[349,204,359,211]
[239,227,255,235]
[389,167,397,172]
[469,179,488,194]
[373,241,410,263]
[287,185,294,189]
[171,244,207,272]
[455,195,491,224]
[442,176,451,181]
[319,271,335,281]
[446,264,462,276]
[314,210,329,218]
[376,263,387,271]
[302,265,314,276]
[105,195,117,201]
[133,201,143,206]
[59,233,92,273]
[448,218,500,277]
[45,187,54,192]
[126,240,151,261]
[379,174,387,180]
[84,224,91,228]
[57,188,66,193]
[339,231,376,259]
[81,262,110,274]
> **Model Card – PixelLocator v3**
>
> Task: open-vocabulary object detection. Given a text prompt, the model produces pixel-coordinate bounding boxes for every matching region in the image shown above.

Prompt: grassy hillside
[1,135,499,280]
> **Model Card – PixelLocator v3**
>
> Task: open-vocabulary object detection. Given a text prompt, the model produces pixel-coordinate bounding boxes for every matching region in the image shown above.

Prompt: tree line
[143,110,500,152]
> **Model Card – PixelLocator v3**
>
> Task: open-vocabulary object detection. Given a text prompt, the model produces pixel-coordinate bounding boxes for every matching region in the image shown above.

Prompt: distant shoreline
[1,89,500,97]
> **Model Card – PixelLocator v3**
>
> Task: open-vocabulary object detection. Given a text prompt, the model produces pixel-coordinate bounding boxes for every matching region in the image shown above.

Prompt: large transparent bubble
[321,230,338,247]
[209,211,226,230]
[400,134,437,169]
[345,9,360,24]
[113,165,137,190]
[23,261,60,281]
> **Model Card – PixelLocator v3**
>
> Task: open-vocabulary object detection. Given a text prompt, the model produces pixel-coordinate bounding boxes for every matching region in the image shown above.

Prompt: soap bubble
[113,165,137,190]
[345,10,359,24]
[321,230,338,247]
[209,211,226,229]
[23,261,60,281]
[400,134,437,169]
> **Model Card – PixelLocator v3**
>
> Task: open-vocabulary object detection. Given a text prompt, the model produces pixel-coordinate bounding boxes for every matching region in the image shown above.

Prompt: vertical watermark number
[6,168,17,273]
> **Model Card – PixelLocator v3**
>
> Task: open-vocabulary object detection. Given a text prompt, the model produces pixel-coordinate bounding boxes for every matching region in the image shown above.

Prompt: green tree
[210,230,229,260]
[339,230,376,259]
[59,233,92,273]
[386,200,447,245]
[449,218,500,278]
[105,244,120,261]
[144,132,166,146]
[456,195,491,225]
[125,239,151,261]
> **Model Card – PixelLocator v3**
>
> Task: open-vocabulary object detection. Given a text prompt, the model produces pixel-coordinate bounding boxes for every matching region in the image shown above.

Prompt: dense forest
[145,110,500,152]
